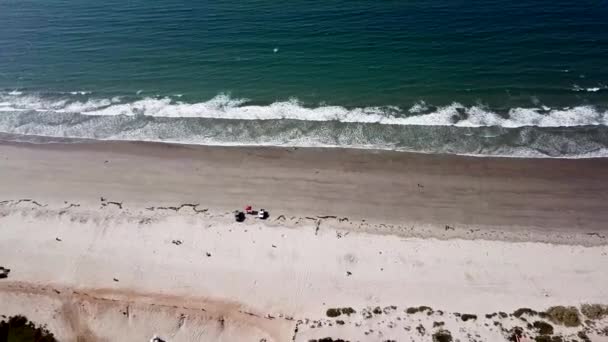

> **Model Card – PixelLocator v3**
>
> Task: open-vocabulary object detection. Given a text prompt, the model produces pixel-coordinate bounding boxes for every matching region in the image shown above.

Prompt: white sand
[1,202,607,341]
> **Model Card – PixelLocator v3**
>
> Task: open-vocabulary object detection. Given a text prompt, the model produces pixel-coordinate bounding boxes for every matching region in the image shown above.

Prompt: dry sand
[1,135,608,341]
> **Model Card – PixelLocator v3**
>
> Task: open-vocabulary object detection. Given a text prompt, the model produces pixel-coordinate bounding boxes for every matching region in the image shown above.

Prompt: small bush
[577,331,591,342]
[513,308,538,318]
[533,321,554,335]
[433,321,445,327]
[416,324,426,335]
[382,306,397,314]
[432,329,453,342]
[341,307,356,316]
[326,307,356,318]
[0,315,56,342]
[406,306,433,314]
[461,314,477,322]
[581,304,608,320]
[508,327,524,342]
[326,308,341,317]
[546,306,581,327]
[535,337,563,342]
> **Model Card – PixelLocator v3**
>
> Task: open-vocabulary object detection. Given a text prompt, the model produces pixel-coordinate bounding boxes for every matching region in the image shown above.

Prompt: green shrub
[546,306,581,327]
[461,314,477,322]
[508,327,524,342]
[533,321,554,335]
[580,304,607,320]
[432,329,453,342]
[326,307,356,318]
[406,306,433,314]
[341,307,356,316]
[534,337,563,342]
[0,315,56,342]
[513,308,538,318]
[577,331,591,342]
[326,308,341,317]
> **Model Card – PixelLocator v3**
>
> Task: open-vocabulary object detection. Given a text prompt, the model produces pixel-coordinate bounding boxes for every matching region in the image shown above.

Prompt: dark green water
[1,0,608,156]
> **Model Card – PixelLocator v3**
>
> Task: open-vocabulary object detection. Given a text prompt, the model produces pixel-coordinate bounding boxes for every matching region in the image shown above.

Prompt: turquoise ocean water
[1,0,608,157]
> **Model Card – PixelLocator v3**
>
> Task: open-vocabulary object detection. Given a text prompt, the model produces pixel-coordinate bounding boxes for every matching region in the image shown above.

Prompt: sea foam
[0,93,606,128]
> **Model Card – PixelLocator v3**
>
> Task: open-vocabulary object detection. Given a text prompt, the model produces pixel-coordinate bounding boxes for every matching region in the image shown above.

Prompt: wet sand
[1,134,607,239]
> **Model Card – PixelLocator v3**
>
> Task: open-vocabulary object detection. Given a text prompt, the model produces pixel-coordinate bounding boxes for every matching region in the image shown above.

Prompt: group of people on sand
[235,205,269,222]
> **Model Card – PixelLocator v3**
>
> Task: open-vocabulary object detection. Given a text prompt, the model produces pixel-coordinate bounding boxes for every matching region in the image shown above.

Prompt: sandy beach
[1,135,608,341]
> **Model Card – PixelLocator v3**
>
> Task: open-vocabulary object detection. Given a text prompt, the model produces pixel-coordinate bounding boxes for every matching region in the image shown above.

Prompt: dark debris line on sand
[100,197,123,209]
[0,199,47,207]
[146,203,208,214]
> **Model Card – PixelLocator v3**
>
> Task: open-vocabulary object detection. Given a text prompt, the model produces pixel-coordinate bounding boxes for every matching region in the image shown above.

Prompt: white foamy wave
[69,91,92,95]
[0,93,607,128]
[0,93,121,113]
[76,98,608,127]
[83,95,608,127]
[408,100,429,114]
[63,99,113,112]
[0,95,67,111]
[572,84,606,92]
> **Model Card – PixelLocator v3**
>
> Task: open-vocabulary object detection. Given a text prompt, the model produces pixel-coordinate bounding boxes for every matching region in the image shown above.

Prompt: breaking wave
[1,92,607,128]
[1,91,608,158]
[572,84,607,93]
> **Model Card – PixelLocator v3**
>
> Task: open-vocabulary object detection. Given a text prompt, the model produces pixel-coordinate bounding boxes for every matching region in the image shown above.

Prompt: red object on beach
[245,205,253,214]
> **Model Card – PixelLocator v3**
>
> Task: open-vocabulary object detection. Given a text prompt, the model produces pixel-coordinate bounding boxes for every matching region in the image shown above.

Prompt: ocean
[1,0,607,157]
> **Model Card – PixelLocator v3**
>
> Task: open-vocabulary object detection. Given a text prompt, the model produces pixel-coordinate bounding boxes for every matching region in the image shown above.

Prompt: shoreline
[1,132,608,160]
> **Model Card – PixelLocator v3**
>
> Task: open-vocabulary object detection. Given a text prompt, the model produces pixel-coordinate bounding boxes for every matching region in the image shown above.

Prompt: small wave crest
[572,84,607,93]
[0,92,607,128]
